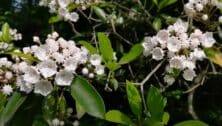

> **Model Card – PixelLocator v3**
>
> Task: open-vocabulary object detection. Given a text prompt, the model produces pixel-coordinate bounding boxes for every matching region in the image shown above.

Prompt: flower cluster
[39,0,100,22]
[0,58,14,95]
[0,32,105,96]
[184,0,222,22]
[142,19,216,85]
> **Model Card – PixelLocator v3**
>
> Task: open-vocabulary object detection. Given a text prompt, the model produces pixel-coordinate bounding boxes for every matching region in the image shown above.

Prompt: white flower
[157,30,169,47]
[169,56,184,69]
[46,38,59,53]
[202,14,208,21]
[23,67,40,84]
[90,54,102,66]
[52,118,60,126]
[172,19,188,34]
[38,60,57,78]
[82,67,89,75]
[184,3,196,17]
[23,47,31,54]
[33,36,40,43]
[34,45,50,61]
[183,69,196,81]
[69,12,79,22]
[16,77,33,93]
[58,0,71,8]
[190,48,206,61]
[34,80,53,96]
[183,60,196,70]
[2,85,13,95]
[164,75,175,85]
[201,32,215,48]
[88,73,94,78]
[64,57,78,73]
[52,52,65,63]
[151,47,164,61]
[219,16,222,24]
[95,65,105,75]
[167,37,181,52]
[142,37,154,56]
[5,71,13,80]
[195,3,204,12]
[55,70,73,86]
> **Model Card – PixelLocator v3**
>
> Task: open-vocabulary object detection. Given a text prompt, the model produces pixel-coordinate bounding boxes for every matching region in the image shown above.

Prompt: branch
[188,90,199,120]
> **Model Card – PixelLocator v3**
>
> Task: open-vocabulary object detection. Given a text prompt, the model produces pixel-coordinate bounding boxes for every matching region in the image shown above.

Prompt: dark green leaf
[105,110,134,125]
[71,76,106,119]
[0,92,27,125]
[147,85,167,121]
[32,117,48,126]
[119,43,143,65]
[97,32,114,62]
[174,120,208,126]
[126,80,142,117]
[159,0,177,10]
[79,40,98,54]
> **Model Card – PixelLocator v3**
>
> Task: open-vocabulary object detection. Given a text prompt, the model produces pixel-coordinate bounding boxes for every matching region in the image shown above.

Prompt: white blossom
[23,67,40,84]
[55,70,73,86]
[90,54,102,66]
[82,67,89,75]
[201,32,215,48]
[164,75,175,85]
[151,47,164,61]
[183,69,196,81]
[167,37,181,52]
[95,65,105,75]
[2,85,13,95]
[34,80,53,96]
[38,60,57,78]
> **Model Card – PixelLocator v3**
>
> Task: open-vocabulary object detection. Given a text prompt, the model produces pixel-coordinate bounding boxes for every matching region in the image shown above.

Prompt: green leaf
[97,32,114,62]
[0,92,27,125]
[204,48,222,68]
[159,0,177,10]
[153,18,162,31]
[174,120,208,126]
[71,76,106,119]
[76,102,86,119]
[105,110,134,125]
[0,32,3,41]
[147,85,167,121]
[4,51,38,62]
[32,117,48,126]
[48,16,62,24]
[126,80,142,117]
[152,0,158,5]
[105,61,121,71]
[79,40,98,54]
[93,6,107,21]
[162,112,170,125]
[119,43,143,65]
[110,78,118,91]
[2,23,11,42]
[143,118,164,126]
[0,93,6,114]
[42,95,56,120]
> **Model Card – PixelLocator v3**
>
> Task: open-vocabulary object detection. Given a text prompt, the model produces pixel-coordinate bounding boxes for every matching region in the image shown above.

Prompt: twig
[140,60,164,112]
[68,21,81,35]
[140,60,164,86]
[128,64,135,78]
[188,90,199,120]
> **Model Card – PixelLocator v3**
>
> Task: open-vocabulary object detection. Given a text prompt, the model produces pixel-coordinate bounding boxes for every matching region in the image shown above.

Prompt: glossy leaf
[48,16,62,24]
[79,40,98,54]
[153,18,162,31]
[1,23,11,42]
[71,76,106,119]
[147,85,167,121]
[174,120,208,126]
[97,32,114,62]
[105,110,134,126]
[119,43,143,65]
[93,6,107,21]
[76,102,86,119]
[204,48,222,68]
[0,92,27,125]
[162,112,170,125]
[126,80,142,117]
[159,0,177,10]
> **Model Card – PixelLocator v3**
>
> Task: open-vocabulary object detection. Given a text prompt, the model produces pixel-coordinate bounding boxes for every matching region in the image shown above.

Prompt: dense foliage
[0,0,222,126]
